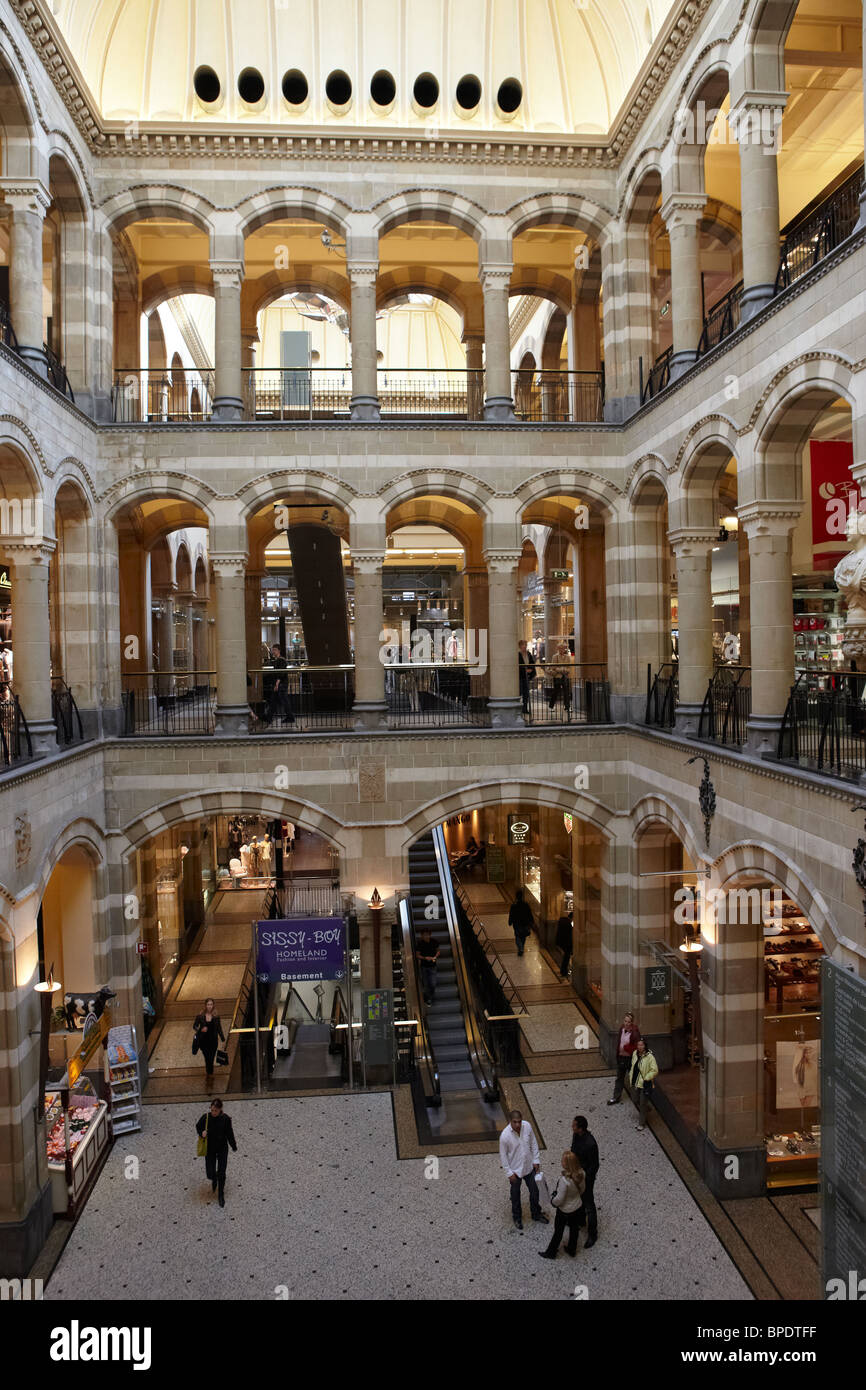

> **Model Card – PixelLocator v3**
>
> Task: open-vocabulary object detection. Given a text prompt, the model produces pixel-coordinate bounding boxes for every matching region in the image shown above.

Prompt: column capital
[729,91,787,148]
[346,261,379,289]
[738,502,803,539]
[462,564,489,582]
[5,540,56,564]
[352,550,385,574]
[479,264,513,292]
[0,178,51,216]
[209,259,245,291]
[667,528,718,557]
[660,194,707,231]
[211,553,248,578]
[151,581,178,599]
[483,547,523,573]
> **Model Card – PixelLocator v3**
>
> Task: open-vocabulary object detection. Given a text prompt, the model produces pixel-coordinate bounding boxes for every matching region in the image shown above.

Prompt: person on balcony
[518,639,536,716]
[547,642,573,717]
[266,643,295,726]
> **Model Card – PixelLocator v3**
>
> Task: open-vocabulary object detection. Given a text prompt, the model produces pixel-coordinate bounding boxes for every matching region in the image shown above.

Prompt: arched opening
[50,480,93,740]
[0,443,45,761]
[39,844,100,1052]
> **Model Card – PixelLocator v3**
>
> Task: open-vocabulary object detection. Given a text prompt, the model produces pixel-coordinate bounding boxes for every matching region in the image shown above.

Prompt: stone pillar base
[669,351,698,383]
[349,397,381,421]
[739,284,775,323]
[213,705,250,736]
[609,692,646,724]
[18,344,48,379]
[74,389,114,423]
[0,1180,53,1277]
[352,701,388,730]
[673,702,703,736]
[211,397,244,422]
[488,697,523,727]
[483,397,516,422]
[100,703,125,738]
[604,395,640,424]
[745,713,783,757]
[29,719,58,757]
[698,1132,766,1199]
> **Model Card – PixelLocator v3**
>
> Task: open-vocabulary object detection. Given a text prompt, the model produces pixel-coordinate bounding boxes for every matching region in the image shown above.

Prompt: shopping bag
[535,1171,552,1207]
[191,1033,199,1056]
[196,1115,208,1158]
[215,1048,228,1067]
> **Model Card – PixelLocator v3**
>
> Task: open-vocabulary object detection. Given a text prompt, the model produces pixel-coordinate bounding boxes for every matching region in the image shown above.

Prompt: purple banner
[256,918,345,983]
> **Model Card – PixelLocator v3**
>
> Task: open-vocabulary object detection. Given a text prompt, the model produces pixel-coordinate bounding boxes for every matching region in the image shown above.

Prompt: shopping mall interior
[0,0,864,1310]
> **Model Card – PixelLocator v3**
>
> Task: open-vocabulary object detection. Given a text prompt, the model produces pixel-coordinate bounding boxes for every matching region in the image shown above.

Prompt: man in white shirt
[499,1109,549,1231]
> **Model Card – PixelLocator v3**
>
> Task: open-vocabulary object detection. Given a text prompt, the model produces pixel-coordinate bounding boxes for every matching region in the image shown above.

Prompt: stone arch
[730,0,800,100]
[141,266,215,314]
[372,190,487,241]
[514,471,623,523]
[676,418,740,529]
[400,778,617,855]
[35,819,105,907]
[621,155,664,224]
[247,269,351,320]
[712,839,839,958]
[508,270,574,314]
[375,468,494,513]
[630,795,705,868]
[749,357,857,506]
[0,433,47,507]
[104,475,217,528]
[238,470,358,523]
[375,269,471,323]
[120,791,346,861]
[507,193,612,243]
[627,455,672,505]
[236,187,352,239]
[99,185,215,237]
[0,44,39,177]
[50,458,96,511]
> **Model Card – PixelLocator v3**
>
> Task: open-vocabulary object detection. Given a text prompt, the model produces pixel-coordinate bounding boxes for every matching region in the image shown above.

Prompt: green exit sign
[551,569,570,580]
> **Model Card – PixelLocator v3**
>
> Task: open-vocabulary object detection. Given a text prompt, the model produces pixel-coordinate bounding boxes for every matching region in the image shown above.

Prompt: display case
[793,586,846,670]
[44,1089,109,1215]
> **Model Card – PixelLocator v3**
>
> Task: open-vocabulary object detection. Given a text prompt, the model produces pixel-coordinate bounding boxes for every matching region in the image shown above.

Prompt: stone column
[241,330,259,417]
[8,543,56,754]
[244,570,265,704]
[151,586,175,679]
[733,96,786,321]
[210,260,245,421]
[192,597,209,675]
[741,505,802,754]
[737,522,751,668]
[669,530,717,735]
[351,551,386,727]
[463,565,490,696]
[483,549,522,724]
[3,182,50,377]
[661,195,706,380]
[463,333,484,420]
[347,262,380,420]
[211,555,250,734]
[480,267,515,421]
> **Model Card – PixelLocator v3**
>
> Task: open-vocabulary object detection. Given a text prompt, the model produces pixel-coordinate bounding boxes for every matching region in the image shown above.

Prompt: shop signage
[486,845,506,883]
[362,988,394,1067]
[821,960,866,1292]
[508,816,530,846]
[810,440,858,571]
[256,917,345,983]
[644,965,671,1006]
[136,942,148,955]
[0,567,10,590]
[67,1009,112,1086]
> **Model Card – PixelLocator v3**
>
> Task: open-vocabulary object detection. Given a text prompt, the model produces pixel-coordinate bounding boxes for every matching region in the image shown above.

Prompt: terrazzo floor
[45,1078,752,1302]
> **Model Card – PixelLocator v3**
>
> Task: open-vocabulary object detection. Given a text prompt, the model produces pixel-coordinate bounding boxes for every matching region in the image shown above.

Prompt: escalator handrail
[399,895,441,1102]
[431,826,500,1095]
[453,884,529,1015]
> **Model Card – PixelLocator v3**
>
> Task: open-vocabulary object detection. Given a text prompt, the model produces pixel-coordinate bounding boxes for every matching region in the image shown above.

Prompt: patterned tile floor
[45,1079,752,1302]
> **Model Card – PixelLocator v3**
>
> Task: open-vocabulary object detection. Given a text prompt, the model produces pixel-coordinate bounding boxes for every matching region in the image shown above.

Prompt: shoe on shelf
[584,1236,597,1250]
[532,1213,550,1224]
[539,1250,556,1260]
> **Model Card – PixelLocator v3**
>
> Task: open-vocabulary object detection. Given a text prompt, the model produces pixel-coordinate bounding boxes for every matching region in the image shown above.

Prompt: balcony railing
[0,692,33,768]
[51,678,84,747]
[697,281,743,357]
[121,671,215,736]
[511,369,605,424]
[385,664,490,727]
[0,302,19,352]
[523,663,612,725]
[248,665,355,731]
[243,367,352,421]
[645,662,678,729]
[377,369,484,419]
[112,369,215,422]
[698,665,751,746]
[44,344,75,403]
[776,669,866,782]
[641,346,673,403]
[776,165,864,293]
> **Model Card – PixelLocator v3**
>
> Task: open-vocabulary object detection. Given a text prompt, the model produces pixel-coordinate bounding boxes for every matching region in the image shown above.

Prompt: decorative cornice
[352,551,386,574]
[210,554,248,577]
[667,528,718,553]
[483,548,524,572]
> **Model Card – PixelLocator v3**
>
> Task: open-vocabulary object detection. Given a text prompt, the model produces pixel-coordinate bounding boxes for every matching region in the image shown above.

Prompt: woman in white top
[539,1151,585,1259]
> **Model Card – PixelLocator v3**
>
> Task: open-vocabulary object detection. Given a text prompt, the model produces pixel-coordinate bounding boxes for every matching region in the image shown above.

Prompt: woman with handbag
[192,997,225,1086]
[539,1152,585,1259]
[630,1038,659,1131]
[195,1098,237,1207]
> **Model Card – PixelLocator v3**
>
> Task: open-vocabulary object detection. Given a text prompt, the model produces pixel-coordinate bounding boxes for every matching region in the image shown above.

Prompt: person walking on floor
[555,909,573,980]
[508,888,534,957]
[630,1038,659,1131]
[607,1011,642,1105]
[196,1097,237,1207]
[539,1152,585,1259]
[570,1115,599,1248]
[193,997,225,1086]
[416,925,440,1005]
[499,1109,549,1232]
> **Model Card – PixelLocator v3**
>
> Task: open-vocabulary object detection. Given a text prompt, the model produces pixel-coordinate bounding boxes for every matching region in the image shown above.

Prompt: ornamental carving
[15,813,31,869]
[687,756,716,852]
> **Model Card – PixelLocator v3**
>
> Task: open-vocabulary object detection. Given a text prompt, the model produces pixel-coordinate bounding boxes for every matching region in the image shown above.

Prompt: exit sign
[551,569,570,580]
[136,942,148,955]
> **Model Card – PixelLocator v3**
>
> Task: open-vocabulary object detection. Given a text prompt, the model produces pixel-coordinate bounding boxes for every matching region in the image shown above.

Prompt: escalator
[405,830,503,1139]
[286,521,354,710]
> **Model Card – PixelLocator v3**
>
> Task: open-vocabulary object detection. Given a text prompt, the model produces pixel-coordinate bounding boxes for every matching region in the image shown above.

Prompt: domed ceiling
[49,0,677,135]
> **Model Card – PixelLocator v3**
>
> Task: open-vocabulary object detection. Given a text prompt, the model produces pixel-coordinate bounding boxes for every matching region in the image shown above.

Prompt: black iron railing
[121,671,215,735]
[776,165,864,293]
[697,281,743,356]
[698,665,751,746]
[0,692,33,768]
[777,670,866,782]
[248,665,355,731]
[523,662,611,725]
[51,678,84,746]
[243,367,352,421]
[43,345,75,402]
[386,664,490,728]
[641,346,673,403]
[378,368,484,419]
[0,302,19,352]
[511,369,605,423]
[645,662,678,728]
[112,368,215,422]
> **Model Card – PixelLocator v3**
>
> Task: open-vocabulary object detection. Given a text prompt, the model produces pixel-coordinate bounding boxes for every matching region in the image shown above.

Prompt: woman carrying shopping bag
[192,997,225,1087]
[196,1098,237,1208]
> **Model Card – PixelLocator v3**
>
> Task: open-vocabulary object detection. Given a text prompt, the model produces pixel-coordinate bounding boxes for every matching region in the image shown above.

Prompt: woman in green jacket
[630,1038,659,1131]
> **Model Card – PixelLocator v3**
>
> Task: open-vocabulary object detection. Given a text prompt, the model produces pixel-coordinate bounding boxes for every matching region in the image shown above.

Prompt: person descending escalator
[416,926,440,1005]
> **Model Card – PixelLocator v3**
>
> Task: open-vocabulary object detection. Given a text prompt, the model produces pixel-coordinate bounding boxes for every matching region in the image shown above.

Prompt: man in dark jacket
[508,889,534,957]
[555,910,573,980]
[196,1098,237,1208]
[518,640,536,716]
[570,1114,599,1248]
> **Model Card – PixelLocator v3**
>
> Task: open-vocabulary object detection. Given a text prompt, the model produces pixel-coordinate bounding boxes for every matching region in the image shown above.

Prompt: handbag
[196,1114,208,1158]
[191,1032,199,1056]
[535,1171,552,1207]
[216,1047,228,1067]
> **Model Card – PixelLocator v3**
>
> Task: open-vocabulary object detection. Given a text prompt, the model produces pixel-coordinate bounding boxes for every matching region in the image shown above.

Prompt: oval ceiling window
[238,67,265,104]
[193,65,221,104]
[455,74,482,111]
[413,72,439,109]
[282,69,309,105]
[370,70,396,106]
[497,77,523,114]
[325,69,353,107]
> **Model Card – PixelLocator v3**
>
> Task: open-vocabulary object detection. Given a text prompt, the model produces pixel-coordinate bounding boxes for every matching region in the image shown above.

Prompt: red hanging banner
[810,441,858,571]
